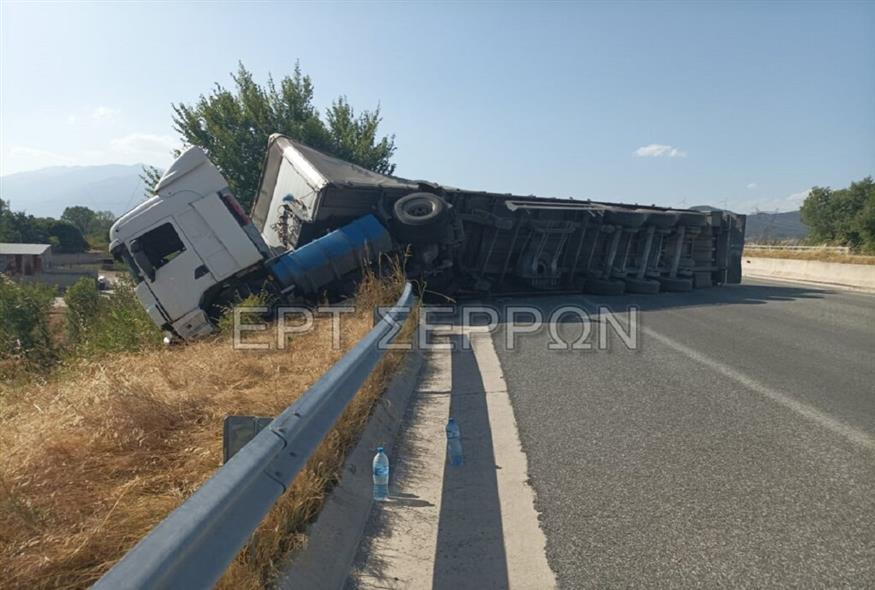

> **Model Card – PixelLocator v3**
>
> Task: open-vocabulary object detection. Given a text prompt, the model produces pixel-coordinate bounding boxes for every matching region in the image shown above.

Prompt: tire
[392,192,449,243]
[656,277,693,292]
[584,278,626,296]
[624,278,660,294]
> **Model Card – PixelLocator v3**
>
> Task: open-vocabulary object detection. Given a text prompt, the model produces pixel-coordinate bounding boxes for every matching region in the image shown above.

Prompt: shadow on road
[424,282,834,328]
[432,334,509,590]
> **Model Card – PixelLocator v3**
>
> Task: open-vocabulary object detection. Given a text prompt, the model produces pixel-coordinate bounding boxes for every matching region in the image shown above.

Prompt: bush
[63,277,163,356]
[0,277,56,366]
[65,277,102,344]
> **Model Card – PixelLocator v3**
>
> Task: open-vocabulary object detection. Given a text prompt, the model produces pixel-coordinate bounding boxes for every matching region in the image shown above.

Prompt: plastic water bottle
[372,447,389,501]
[446,418,464,466]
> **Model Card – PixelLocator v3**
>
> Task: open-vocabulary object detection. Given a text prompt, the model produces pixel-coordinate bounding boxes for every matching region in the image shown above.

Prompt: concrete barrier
[743,256,875,290]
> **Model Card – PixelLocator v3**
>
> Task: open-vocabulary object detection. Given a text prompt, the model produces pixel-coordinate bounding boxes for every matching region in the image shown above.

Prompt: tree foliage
[140,165,164,199]
[61,206,114,236]
[47,221,89,253]
[0,200,90,253]
[800,176,875,252]
[61,206,116,248]
[168,62,396,210]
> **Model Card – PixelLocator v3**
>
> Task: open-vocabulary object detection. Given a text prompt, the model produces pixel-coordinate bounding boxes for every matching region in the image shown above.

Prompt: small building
[0,243,53,276]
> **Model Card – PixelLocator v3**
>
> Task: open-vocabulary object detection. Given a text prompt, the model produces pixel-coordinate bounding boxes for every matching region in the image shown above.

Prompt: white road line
[641,326,875,452]
[581,297,875,452]
[468,330,558,590]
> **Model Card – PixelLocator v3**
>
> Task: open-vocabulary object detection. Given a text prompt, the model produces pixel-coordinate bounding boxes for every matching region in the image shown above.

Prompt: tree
[0,201,88,252]
[61,206,98,235]
[800,176,875,252]
[48,222,89,253]
[800,187,835,242]
[140,165,164,198]
[59,206,116,250]
[0,198,13,242]
[169,62,396,211]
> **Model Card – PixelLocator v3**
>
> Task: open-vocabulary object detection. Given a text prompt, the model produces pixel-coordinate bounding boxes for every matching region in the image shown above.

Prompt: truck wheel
[392,193,449,243]
[624,278,660,294]
[584,278,626,295]
[656,277,693,292]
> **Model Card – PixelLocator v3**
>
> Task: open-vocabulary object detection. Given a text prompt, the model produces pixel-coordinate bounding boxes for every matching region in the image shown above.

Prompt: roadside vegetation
[0,266,410,589]
[799,176,875,253]
[0,277,57,376]
[0,276,162,382]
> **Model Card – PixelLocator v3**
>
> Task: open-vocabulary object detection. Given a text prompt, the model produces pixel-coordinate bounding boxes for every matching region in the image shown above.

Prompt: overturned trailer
[253,135,745,296]
[109,135,745,340]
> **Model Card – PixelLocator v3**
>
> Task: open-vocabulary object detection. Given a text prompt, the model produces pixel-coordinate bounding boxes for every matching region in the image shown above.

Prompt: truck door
[130,220,215,322]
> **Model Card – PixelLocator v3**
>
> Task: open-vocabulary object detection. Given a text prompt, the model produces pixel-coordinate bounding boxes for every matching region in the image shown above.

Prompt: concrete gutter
[277,349,424,590]
[743,256,875,292]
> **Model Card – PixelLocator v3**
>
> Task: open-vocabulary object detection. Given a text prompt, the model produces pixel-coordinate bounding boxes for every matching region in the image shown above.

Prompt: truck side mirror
[130,239,156,282]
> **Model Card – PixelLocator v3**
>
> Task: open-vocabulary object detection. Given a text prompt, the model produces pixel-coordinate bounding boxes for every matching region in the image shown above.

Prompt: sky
[1,1,873,213]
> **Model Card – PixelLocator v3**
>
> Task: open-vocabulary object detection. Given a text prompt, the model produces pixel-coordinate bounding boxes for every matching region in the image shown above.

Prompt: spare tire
[392,192,449,243]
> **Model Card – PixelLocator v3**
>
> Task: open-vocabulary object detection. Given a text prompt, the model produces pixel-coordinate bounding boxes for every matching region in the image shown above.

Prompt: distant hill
[744,210,809,242]
[0,164,150,218]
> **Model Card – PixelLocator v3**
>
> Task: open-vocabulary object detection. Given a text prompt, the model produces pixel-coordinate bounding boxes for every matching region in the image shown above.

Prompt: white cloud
[786,189,810,202]
[91,106,120,120]
[746,182,758,190]
[109,133,178,164]
[66,114,79,125]
[634,144,687,158]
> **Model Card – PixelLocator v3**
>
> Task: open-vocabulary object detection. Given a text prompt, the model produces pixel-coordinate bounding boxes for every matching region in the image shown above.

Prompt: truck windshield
[111,243,144,283]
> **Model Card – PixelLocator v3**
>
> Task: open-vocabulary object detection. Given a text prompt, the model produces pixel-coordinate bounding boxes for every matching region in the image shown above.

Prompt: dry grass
[744,248,875,265]
[0,267,412,589]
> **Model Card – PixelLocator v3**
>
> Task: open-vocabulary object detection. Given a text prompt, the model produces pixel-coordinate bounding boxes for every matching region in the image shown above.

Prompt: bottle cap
[377,447,384,453]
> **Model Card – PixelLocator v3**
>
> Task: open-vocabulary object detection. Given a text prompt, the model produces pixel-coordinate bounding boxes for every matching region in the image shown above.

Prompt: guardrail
[94,282,416,590]
[745,244,851,254]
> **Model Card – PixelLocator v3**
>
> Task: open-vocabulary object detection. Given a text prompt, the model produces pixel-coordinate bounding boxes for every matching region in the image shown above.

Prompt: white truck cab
[109,147,269,339]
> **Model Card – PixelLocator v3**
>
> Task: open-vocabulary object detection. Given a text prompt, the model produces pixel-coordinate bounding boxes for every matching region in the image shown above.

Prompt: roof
[0,243,52,256]
[154,146,210,192]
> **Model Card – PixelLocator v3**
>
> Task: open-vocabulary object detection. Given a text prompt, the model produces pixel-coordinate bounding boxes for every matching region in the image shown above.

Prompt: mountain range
[0,164,149,218]
[743,210,808,242]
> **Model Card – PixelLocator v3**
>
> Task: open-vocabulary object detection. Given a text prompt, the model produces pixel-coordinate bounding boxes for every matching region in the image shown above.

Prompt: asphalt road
[494,277,875,587]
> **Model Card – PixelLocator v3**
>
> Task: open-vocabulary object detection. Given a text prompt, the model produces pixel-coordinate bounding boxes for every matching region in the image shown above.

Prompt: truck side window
[138,223,186,270]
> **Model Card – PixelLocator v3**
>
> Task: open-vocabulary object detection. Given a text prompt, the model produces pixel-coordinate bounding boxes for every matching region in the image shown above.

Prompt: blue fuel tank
[267,214,394,296]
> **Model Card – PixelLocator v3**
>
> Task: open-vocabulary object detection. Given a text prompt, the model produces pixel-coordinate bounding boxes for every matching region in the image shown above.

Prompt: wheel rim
[405,198,435,218]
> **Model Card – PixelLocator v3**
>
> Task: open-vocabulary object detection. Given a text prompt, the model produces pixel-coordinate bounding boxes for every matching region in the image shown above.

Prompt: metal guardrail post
[93,283,415,590]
